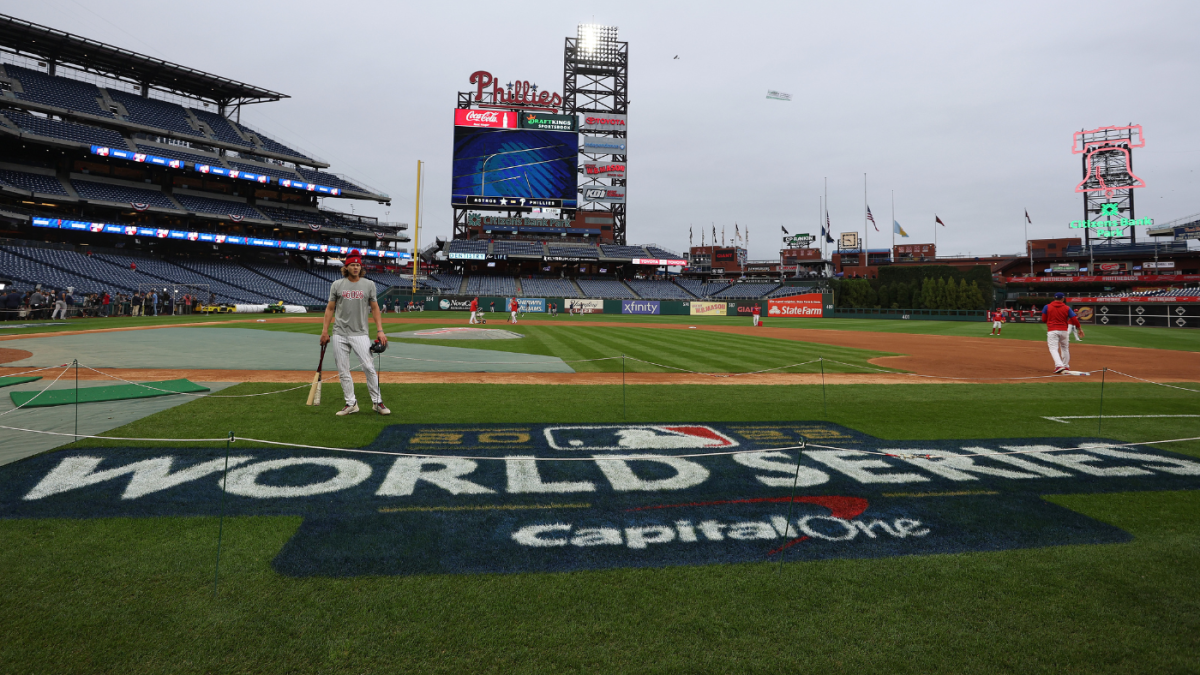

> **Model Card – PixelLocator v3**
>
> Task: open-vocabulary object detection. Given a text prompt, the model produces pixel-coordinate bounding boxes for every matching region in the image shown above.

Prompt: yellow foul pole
[411,160,422,297]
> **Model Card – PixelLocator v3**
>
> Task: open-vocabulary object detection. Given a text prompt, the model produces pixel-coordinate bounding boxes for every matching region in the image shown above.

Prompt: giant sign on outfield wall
[581,135,629,155]
[579,113,627,131]
[767,294,823,318]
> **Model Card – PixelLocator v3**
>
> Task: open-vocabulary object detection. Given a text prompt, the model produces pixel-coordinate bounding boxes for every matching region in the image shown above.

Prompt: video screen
[452,126,578,208]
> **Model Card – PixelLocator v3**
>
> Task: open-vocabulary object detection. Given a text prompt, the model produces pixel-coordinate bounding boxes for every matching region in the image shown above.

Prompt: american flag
[867,205,878,231]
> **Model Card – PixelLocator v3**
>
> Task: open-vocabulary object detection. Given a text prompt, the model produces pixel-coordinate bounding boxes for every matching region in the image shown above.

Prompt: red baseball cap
[345,249,362,265]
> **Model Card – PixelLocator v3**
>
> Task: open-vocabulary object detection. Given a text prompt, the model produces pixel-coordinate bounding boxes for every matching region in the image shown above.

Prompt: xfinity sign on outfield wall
[579,113,627,131]
[583,163,626,179]
[768,294,824,318]
[581,136,629,155]
[622,300,660,315]
[581,186,626,203]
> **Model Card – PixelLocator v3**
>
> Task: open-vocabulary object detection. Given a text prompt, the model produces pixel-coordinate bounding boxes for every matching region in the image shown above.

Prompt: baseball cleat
[1054,366,1066,374]
[336,403,359,416]
[373,402,391,415]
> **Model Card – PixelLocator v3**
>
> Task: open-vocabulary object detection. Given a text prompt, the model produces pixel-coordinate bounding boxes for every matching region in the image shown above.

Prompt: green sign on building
[518,112,577,132]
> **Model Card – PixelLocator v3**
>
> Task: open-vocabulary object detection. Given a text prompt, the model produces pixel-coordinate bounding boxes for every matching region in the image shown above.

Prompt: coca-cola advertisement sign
[455,109,517,128]
[583,162,626,179]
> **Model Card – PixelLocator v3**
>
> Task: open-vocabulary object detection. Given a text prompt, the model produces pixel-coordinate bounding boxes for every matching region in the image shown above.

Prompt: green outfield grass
[2,379,1198,673]
[6,311,1197,353]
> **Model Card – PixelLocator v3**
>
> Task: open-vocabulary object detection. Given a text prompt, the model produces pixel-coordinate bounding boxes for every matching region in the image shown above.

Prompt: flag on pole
[781,225,789,234]
[735,224,740,242]
[1025,210,1032,224]
[935,215,946,226]
[893,220,909,237]
[866,205,878,231]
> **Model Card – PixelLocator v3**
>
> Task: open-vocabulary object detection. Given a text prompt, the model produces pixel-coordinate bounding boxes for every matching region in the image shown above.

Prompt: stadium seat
[106,89,204,138]
[627,280,693,299]
[71,179,178,209]
[713,283,781,299]
[577,279,636,299]
[599,245,650,259]
[466,276,519,296]
[520,278,581,298]
[0,168,68,196]
[5,110,129,148]
[6,65,114,118]
[173,193,266,220]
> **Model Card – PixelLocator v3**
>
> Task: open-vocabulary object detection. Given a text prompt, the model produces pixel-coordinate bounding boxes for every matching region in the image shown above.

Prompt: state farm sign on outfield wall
[454,109,517,128]
[580,113,627,131]
[768,294,823,317]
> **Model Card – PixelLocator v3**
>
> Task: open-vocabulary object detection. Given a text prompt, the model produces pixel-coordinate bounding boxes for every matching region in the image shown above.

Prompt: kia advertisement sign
[583,162,626,180]
[622,300,660,315]
[581,135,629,155]
[690,302,728,316]
[454,109,517,128]
[580,113,627,131]
[767,294,824,318]
[581,186,626,203]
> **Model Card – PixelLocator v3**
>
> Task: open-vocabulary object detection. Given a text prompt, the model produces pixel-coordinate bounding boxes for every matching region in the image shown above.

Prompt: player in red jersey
[510,297,520,324]
[988,308,1004,336]
[469,297,479,324]
[1041,293,1077,373]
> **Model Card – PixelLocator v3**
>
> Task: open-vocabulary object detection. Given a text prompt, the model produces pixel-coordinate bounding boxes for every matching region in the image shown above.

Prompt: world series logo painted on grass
[2,423,1198,577]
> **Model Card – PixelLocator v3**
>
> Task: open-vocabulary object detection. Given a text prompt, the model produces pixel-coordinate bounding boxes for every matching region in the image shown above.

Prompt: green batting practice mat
[0,376,42,388]
[10,378,209,408]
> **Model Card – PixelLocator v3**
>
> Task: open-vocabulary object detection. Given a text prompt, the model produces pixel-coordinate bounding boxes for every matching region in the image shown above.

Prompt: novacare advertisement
[768,294,823,318]
[622,300,660,315]
[690,302,727,316]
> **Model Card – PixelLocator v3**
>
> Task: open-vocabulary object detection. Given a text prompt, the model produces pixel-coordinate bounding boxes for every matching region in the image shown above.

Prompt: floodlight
[577,24,618,62]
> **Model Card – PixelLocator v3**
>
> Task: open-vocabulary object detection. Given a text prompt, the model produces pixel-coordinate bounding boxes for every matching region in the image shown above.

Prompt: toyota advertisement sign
[579,113,627,131]
[581,185,626,204]
[767,294,824,318]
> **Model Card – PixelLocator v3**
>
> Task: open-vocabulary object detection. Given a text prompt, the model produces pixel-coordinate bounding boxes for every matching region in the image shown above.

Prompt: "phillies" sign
[470,70,562,111]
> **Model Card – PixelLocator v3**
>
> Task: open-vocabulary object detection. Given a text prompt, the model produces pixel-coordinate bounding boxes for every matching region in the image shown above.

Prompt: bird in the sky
[673,55,679,59]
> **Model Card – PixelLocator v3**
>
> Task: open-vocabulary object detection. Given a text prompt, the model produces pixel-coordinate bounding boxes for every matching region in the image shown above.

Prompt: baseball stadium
[1,12,1198,675]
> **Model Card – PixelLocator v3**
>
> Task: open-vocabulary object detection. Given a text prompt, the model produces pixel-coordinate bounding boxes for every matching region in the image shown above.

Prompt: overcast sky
[7,0,1200,259]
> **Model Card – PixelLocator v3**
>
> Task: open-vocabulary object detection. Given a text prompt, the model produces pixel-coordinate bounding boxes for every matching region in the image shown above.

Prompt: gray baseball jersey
[328,277,378,336]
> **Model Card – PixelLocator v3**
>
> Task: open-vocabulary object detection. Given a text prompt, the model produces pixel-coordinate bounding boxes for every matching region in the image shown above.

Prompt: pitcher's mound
[388,327,524,340]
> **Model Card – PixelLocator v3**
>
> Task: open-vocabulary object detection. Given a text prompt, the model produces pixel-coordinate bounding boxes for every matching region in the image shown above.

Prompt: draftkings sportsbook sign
[3,423,1197,577]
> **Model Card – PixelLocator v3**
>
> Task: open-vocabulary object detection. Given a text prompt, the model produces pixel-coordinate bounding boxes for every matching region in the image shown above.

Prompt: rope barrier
[0,363,71,419]
[77,364,354,398]
[1105,369,1200,394]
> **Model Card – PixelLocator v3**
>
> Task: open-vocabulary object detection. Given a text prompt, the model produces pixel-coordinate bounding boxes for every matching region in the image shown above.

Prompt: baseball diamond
[2,9,1200,674]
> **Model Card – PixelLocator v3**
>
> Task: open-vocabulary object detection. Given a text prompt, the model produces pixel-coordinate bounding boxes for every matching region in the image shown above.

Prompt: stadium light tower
[565,23,628,244]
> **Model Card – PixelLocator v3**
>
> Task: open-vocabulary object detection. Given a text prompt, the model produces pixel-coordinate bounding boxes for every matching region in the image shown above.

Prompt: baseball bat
[306,343,327,406]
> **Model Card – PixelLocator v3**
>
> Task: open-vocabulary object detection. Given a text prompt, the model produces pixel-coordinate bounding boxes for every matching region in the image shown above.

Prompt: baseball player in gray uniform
[319,250,390,416]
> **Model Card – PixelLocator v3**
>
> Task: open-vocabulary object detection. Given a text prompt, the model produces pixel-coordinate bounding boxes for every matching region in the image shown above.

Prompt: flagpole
[1025,211,1031,274]
[863,173,868,274]
[891,190,895,253]
[824,177,828,264]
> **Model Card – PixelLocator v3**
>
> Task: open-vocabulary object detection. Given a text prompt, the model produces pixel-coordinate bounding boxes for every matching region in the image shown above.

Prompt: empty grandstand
[627,279,694,299]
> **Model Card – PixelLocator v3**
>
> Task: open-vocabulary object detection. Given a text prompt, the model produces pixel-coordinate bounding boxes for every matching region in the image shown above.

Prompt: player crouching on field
[1041,292,1077,374]
[319,250,390,416]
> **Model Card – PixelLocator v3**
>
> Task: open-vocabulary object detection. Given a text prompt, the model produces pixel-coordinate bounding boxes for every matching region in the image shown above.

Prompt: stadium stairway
[166,258,289,303]
[570,278,585,297]
[457,276,469,295]
[623,279,641,299]
[240,263,325,304]
[673,279,699,298]
[515,278,523,295]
